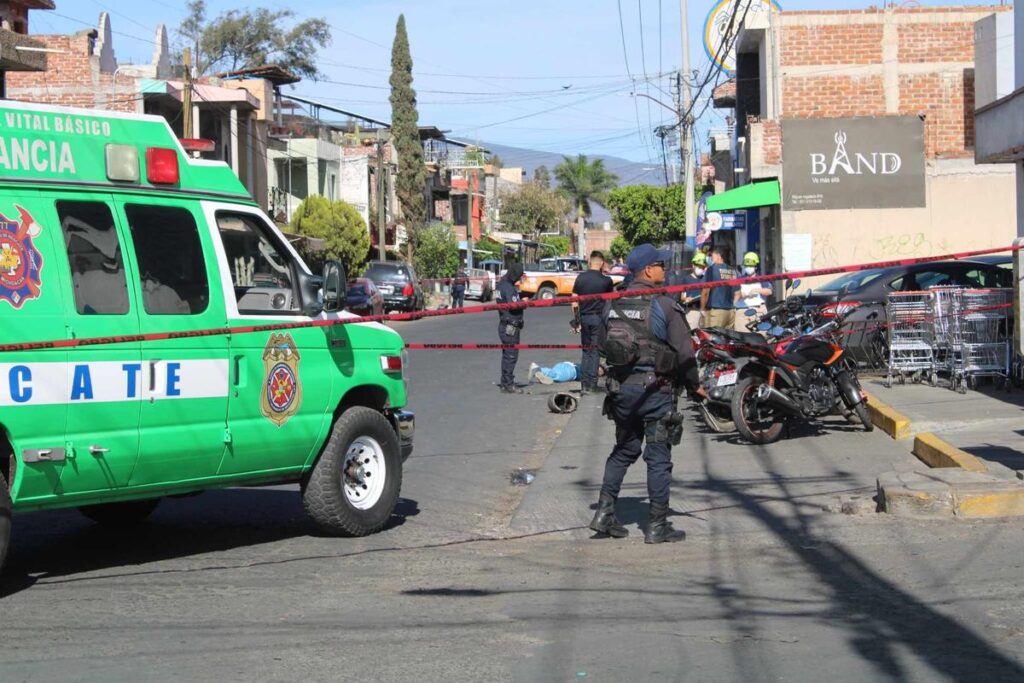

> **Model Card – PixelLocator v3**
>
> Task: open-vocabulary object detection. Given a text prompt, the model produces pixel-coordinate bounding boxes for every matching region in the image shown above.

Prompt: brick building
[709,5,1016,284]
[0,1,53,96]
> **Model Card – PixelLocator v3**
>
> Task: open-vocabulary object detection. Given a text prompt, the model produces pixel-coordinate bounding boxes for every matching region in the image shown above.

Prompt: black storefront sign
[782,116,926,211]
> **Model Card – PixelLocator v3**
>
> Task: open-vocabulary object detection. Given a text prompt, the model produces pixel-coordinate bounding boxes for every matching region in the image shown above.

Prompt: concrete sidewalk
[512,393,919,539]
[864,377,1024,472]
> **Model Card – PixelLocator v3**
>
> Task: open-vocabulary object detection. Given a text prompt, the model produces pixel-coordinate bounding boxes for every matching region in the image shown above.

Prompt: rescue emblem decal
[0,206,44,309]
[260,333,302,427]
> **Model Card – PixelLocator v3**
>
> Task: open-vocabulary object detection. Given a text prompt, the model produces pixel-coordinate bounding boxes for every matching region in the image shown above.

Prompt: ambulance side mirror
[322,260,345,313]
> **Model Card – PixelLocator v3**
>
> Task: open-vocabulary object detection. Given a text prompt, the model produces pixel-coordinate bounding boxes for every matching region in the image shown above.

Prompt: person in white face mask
[679,251,708,329]
[734,251,773,332]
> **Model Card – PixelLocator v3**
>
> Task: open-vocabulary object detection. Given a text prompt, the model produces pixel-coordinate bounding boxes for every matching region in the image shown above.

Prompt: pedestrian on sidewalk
[451,268,468,309]
[571,250,614,394]
[497,262,525,393]
[700,246,738,330]
[589,243,701,544]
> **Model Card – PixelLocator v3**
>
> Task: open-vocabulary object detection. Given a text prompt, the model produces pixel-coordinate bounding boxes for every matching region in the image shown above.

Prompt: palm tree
[554,155,619,253]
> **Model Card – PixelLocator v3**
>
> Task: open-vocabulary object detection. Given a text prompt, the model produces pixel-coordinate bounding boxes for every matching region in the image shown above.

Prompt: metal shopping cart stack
[944,288,1012,393]
[885,291,936,387]
[930,286,963,383]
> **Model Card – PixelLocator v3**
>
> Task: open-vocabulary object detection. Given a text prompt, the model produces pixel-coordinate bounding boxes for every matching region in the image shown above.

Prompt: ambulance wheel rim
[343,436,387,510]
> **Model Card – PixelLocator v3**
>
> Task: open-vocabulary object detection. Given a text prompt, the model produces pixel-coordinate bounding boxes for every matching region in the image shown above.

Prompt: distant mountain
[482,142,668,225]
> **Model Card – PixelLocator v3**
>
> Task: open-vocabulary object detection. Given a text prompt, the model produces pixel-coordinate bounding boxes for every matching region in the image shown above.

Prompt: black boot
[589,492,628,538]
[644,502,686,544]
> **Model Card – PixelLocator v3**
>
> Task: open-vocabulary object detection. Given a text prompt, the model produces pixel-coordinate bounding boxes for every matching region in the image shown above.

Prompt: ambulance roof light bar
[180,138,216,153]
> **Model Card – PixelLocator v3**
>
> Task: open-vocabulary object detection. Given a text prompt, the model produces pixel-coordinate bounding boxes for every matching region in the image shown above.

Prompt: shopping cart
[885,291,936,387]
[944,289,1011,393]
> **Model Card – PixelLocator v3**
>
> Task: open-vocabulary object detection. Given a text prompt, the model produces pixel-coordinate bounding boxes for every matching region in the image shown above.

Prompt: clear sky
[40,0,980,164]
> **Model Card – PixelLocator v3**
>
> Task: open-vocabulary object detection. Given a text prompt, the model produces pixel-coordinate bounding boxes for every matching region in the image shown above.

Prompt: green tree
[539,235,571,256]
[289,196,371,276]
[499,182,569,236]
[475,236,503,262]
[609,236,631,262]
[554,154,619,224]
[389,14,428,254]
[533,165,551,188]
[178,1,330,79]
[413,223,460,279]
[485,153,503,169]
[605,184,686,245]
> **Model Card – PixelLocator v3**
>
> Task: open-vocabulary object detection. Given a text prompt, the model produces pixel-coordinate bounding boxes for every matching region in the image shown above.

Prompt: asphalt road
[2,305,1024,682]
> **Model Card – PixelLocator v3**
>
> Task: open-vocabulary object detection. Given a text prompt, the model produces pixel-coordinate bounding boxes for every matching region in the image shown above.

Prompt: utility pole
[467,167,475,269]
[182,48,193,139]
[376,139,387,261]
[678,0,695,240]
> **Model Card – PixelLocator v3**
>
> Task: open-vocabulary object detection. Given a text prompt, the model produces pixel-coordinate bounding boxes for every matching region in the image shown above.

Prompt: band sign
[782,116,926,211]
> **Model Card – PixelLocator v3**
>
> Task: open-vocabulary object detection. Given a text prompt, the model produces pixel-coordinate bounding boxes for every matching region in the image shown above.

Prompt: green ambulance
[0,101,413,572]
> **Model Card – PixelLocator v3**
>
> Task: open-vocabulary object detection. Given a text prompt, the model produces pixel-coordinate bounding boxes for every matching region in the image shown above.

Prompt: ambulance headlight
[105,143,140,182]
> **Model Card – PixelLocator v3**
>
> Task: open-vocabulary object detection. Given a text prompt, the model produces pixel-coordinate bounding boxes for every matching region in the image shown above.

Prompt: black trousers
[601,383,674,505]
[452,286,465,309]
[579,313,602,388]
[499,323,520,387]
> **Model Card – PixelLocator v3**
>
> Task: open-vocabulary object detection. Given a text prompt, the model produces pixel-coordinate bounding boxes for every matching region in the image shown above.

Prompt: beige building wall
[782,160,1016,290]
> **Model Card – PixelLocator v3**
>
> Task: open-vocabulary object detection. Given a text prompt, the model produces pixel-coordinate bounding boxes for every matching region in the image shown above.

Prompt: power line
[637,0,656,156]
[616,0,650,154]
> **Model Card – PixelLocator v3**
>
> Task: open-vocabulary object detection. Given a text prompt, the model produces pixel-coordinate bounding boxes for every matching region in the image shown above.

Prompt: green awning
[705,180,780,212]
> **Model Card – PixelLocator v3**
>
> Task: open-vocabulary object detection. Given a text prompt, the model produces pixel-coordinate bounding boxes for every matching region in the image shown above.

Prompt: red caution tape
[0,244,1019,353]
[405,343,590,350]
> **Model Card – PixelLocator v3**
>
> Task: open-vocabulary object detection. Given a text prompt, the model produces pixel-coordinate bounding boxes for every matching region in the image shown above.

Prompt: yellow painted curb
[913,432,989,473]
[956,489,1024,518]
[863,391,913,440]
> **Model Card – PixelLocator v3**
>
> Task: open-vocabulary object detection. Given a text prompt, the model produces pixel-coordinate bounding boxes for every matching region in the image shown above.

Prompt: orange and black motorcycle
[727,307,873,444]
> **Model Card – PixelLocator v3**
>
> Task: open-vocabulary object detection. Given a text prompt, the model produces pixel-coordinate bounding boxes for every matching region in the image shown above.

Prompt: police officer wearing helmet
[734,251,772,332]
[497,263,526,393]
[589,244,701,543]
[679,251,708,330]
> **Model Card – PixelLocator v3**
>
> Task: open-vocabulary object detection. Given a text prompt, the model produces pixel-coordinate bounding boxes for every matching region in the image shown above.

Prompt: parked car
[803,257,1013,365]
[465,267,495,301]
[363,261,425,313]
[346,277,384,316]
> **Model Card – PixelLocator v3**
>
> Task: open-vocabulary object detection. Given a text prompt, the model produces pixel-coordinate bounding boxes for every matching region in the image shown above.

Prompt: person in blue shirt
[700,246,738,329]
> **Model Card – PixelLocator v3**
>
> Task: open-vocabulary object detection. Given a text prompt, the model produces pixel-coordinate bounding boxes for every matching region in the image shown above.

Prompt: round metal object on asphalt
[548,392,578,414]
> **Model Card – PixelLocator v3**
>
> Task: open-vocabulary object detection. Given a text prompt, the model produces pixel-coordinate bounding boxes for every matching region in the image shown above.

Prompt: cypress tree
[389,15,427,252]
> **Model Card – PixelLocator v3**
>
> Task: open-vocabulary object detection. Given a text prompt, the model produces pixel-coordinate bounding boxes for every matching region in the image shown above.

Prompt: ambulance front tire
[0,472,11,574]
[302,406,402,537]
[77,498,161,527]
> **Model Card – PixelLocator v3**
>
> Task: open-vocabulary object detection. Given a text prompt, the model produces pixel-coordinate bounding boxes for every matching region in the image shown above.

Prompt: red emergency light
[146,147,180,185]
[180,138,217,153]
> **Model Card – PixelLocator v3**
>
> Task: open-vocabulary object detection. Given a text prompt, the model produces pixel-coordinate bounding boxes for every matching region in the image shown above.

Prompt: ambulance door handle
[89,445,110,456]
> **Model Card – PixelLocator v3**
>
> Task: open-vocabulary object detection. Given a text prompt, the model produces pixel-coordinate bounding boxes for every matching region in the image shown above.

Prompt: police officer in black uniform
[497,263,525,393]
[570,250,614,394]
[589,244,701,543]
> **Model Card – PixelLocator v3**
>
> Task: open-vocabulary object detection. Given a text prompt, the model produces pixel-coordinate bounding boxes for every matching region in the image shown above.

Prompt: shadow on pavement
[1,489,419,599]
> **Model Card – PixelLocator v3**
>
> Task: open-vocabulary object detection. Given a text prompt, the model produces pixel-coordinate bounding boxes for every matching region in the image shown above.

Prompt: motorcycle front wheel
[731,377,786,445]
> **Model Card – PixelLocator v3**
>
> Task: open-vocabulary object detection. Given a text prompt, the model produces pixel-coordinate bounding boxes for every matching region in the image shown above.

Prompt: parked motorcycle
[726,305,873,444]
[693,293,810,434]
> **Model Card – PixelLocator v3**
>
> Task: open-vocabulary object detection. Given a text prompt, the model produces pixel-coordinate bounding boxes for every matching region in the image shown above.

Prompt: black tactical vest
[603,296,661,368]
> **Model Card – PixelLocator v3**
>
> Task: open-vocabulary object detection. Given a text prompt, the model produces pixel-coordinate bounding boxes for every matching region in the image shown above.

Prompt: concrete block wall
[774,6,1009,160]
